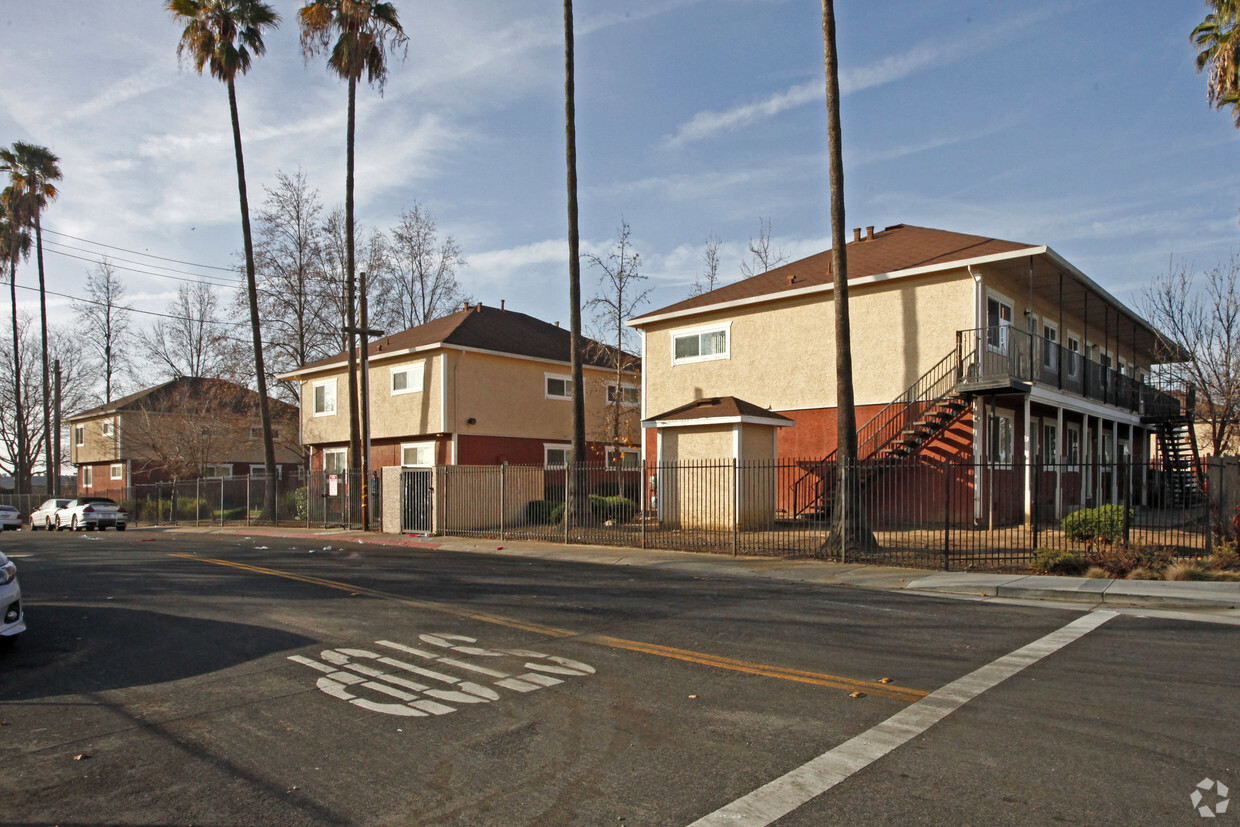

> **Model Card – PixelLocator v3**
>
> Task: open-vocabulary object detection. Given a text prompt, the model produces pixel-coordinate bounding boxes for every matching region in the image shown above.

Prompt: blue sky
[0,0,1236,342]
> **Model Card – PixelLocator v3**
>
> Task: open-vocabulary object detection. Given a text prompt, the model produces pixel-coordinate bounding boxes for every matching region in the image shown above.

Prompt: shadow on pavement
[0,604,313,701]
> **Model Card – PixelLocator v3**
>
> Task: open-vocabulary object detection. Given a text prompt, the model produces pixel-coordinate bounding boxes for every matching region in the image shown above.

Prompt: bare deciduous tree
[0,313,44,494]
[73,257,132,403]
[739,217,788,278]
[689,233,723,297]
[1141,254,1240,455]
[586,220,649,461]
[250,168,338,402]
[386,202,469,331]
[139,282,245,382]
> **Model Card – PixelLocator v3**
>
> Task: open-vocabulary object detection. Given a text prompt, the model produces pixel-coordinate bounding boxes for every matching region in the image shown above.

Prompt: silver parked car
[29,498,71,531]
[0,504,21,531]
[0,551,24,644]
[55,497,128,531]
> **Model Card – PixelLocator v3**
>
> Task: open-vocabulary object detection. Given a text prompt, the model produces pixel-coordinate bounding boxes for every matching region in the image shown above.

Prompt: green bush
[1031,548,1086,575]
[590,494,637,523]
[525,500,559,524]
[550,502,565,524]
[1061,505,1133,545]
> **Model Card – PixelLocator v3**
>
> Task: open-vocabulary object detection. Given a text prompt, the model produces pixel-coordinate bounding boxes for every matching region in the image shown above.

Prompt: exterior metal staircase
[791,349,968,521]
[1153,415,1205,507]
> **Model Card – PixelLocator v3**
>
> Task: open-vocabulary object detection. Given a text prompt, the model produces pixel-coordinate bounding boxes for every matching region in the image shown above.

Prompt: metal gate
[400,468,433,532]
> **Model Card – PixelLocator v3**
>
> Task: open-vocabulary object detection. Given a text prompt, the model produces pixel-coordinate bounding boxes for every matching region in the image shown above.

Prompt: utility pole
[53,359,61,497]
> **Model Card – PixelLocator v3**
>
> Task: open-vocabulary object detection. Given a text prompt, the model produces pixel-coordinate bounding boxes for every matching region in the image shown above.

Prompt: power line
[41,227,238,272]
[43,240,242,285]
[42,246,245,289]
[13,280,250,328]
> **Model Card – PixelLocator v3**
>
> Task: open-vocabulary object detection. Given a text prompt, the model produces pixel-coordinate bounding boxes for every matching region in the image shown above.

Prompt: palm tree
[1,142,61,496]
[563,0,588,528]
[0,189,32,497]
[1194,1,1240,126]
[820,1,873,558]
[168,0,281,520]
[299,0,407,529]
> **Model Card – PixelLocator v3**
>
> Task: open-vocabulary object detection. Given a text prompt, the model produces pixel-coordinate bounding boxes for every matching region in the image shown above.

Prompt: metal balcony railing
[956,327,1183,419]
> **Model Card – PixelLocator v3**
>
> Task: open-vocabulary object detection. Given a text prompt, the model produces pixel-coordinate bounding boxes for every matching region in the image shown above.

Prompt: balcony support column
[1023,395,1033,526]
[1112,418,1120,504]
[1056,405,1064,519]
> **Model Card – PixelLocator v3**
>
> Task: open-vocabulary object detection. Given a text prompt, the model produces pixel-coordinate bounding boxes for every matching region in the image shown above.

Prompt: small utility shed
[642,396,792,530]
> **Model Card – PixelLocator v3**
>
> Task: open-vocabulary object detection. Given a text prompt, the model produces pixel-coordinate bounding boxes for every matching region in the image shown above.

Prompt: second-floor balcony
[956,326,1183,420]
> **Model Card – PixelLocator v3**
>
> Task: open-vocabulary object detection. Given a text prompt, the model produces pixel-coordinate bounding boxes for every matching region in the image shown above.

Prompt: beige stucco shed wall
[639,270,975,422]
[656,420,784,530]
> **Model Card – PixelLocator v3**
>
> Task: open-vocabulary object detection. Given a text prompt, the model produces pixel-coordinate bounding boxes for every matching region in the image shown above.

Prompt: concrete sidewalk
[160,524,1240,612]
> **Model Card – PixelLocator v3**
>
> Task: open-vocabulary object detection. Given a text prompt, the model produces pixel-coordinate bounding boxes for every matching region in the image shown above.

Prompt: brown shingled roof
[292,304,630,374]
[68,377,296,421]
[644,396,794,424]
[633,224,1032,322]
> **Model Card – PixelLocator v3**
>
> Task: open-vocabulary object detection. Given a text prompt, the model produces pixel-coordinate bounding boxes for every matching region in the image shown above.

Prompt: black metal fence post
[943,461,951,571]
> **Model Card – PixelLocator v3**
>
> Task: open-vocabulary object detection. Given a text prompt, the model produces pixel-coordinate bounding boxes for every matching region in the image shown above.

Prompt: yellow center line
[169,553,928,703]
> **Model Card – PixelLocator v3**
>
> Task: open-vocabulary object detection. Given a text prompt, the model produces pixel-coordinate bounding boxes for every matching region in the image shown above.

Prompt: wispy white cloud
[663,6,1066,148]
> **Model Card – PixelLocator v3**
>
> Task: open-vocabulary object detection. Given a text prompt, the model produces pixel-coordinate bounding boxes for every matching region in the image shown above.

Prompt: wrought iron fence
[43,469,381,530]
[405,457,1212,572]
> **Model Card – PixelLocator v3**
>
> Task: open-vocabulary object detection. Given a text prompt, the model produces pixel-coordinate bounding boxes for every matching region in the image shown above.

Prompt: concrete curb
[155,525,1240,611]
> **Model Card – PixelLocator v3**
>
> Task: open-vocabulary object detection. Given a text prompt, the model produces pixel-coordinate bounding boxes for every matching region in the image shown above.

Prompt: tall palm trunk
[228,78,278,520]
[820,0,873,558]
[9,259,27,497]
[564,0,588,526]
[344,75,362,490]
[34,213,51,496]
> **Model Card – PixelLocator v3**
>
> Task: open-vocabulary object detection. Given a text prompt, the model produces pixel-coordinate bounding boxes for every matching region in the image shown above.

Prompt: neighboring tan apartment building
[629,224,1196,524]
[280,302,641,474]
[67,377,302,497]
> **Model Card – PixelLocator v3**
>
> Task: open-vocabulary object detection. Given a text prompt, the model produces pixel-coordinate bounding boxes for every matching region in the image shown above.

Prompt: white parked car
[0,551,24,644]
[29,498,71,531]
[0,504,21,531]
[55,497,128,531]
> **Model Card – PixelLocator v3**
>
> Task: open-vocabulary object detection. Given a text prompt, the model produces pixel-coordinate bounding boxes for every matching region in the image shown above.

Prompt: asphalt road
[1,528,1236,826]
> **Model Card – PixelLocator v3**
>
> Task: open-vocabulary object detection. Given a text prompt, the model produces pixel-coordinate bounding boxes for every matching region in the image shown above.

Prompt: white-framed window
[74,424,84,447]
[401,441,435,467]
[101,420,115,437]
[313,379,337,416]
[203,464,232,478]
[1066,424,1081,470]
[986,294,1014,352]
[605,446,639,469]
[988,410,1014,464]
[110,463,123,480]
[391,362,426,396]
[1041,321,1058,370]
[83,466,93,488]
[545,373,572,400]
[607,383,639,406]
[1066,333,1081,377]
[544,443,572,468]
[323,448,347,474]
[672,322,730,364]
[1042,422,1058,464]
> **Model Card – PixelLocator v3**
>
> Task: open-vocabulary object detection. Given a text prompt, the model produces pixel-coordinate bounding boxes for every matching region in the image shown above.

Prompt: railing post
[732,458,739,557]
[196,477,200,527]
[1122,456,1132,547]
[500,462,506,542]
[246,476,251,527]
[640,459,647,550]
[943,460,951,571]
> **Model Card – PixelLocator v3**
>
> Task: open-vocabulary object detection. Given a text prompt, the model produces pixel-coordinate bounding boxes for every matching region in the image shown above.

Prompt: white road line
[689,610,1118,827]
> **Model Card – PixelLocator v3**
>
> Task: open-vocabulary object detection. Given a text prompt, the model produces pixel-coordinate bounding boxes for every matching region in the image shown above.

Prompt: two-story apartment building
[630,224,1194,524]
[68,377,303,498]
[280,302,641,474]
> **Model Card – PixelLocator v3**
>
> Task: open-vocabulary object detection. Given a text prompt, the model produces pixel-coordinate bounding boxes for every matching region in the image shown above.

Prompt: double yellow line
[170,553,927,703]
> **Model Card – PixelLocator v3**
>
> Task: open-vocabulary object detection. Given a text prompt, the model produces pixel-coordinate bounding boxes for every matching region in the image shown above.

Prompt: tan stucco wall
[640,271,975,421]
[301,353,444,445]
[70,414,122,465]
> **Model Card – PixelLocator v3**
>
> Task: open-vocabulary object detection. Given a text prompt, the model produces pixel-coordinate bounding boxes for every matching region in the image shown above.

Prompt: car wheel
[72,516,80,531]
[117,524,127,531]
[46,517,53,531]
[55,518,63,531]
